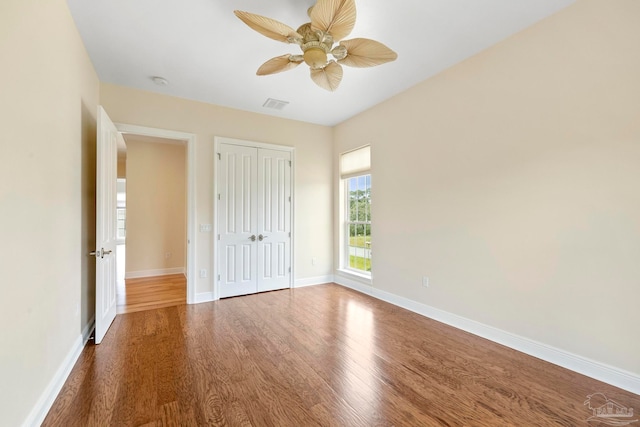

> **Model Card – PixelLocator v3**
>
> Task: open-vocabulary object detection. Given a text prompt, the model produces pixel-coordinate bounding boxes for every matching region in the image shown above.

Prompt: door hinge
[288,232,291,237]
[217,153,221,160]
[288,196,291,202]
[218,234,220,240]
[289,160,292,167]
[288,267,291,273]
[218,193,221,200]
[218,274,221,281]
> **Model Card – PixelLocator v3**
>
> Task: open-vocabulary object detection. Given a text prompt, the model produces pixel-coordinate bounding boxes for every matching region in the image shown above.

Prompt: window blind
[340,145,370,179]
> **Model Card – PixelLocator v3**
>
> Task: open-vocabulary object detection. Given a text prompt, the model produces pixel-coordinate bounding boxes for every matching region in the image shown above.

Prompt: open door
[92,106,120,344]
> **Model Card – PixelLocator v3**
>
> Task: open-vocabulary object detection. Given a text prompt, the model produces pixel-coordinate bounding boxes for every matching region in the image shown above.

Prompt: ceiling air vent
[262,98,289,111]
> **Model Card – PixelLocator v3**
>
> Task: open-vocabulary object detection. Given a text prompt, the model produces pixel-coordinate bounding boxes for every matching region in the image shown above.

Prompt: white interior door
[218,142,292,298]
[218,144,258,298]
[257,149,291,292]
[94,106,119,344]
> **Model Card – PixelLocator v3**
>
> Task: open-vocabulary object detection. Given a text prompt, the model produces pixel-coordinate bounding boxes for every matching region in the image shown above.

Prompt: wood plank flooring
[43,284,639,426]
[117,274,186,314]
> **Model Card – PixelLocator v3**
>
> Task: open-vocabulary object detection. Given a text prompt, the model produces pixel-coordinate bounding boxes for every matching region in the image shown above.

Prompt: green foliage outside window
[347,175,371,272]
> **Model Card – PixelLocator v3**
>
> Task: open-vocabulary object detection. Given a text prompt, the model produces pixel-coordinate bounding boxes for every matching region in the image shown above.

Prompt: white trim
[194,292,215,304]
[186,135,196,302]
[21,333,87,427]
[115,124,197,304]
[290,149,296,291]
[213,136,295,301]
[333,279,640,395]
[334,274,374,294]
[336,268,372,285]
[214,136,295,152]
[212,139,220,302]
[294,275,335,288]
[124,268,185,279]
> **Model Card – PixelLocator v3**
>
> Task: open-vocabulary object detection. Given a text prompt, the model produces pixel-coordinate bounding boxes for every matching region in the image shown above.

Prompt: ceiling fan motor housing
[298,23,335,69]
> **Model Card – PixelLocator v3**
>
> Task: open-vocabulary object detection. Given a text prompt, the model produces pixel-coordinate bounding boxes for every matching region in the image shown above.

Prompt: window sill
[336,269,372,285]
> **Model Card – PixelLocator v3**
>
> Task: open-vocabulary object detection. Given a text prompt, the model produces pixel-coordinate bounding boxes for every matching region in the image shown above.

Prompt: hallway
[116,244,186,314]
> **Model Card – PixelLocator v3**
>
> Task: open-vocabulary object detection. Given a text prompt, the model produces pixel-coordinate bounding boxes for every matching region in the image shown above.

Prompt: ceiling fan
[234,0,398,92]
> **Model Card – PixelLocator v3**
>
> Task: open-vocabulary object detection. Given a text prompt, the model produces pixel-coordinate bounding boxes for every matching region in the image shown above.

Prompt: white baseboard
[293,275,335,288]
[194,292,215,304]
[334,279,640,395]
[125,267,185,279]
[333,273,373,293]
[21,328,90,427]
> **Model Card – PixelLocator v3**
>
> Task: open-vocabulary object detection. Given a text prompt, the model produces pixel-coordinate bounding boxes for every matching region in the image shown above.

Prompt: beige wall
[0,0,99,425]
[125,139,187,274]
[100,84,334,294]
[334,0,640,375]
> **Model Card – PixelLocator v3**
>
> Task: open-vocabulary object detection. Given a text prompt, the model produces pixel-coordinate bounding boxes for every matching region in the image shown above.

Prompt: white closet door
[217,142,292,298]
[257,149,292,292]
[218,144,258,298]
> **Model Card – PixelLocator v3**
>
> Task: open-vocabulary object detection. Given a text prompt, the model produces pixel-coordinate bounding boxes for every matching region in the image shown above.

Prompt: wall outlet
[199,224,212,232]
[200,269,207,278]
[165,252,172,259]
[422,276,429,287]
[312,257,317,265]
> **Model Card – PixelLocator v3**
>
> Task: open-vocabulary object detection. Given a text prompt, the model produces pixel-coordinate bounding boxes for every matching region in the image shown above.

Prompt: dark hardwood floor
[43,284,639,426]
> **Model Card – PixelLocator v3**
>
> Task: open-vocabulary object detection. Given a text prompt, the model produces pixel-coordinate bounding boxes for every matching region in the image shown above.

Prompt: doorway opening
[116,124,196,308]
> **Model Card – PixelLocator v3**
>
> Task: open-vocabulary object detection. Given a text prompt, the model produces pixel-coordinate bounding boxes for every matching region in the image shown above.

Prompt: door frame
[116,123,197,304]
[213,136,295,301]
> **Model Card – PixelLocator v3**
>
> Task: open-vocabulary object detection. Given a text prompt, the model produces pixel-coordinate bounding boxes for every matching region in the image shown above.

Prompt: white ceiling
[67,0,574,127]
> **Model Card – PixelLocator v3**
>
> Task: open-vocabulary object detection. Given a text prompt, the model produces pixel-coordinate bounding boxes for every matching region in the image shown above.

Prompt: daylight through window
[346,175,371,273]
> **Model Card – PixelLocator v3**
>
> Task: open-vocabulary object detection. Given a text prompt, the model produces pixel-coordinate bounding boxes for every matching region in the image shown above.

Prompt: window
[346,174,371,272]
[116,208,126,240]
[116,178,126,240]
[341,146,371,275]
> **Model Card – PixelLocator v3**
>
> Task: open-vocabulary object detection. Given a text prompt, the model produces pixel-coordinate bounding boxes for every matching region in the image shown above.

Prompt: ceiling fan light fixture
[303,47,328,69]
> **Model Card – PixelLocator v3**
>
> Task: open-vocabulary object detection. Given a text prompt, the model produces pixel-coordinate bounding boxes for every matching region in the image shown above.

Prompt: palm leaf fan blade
[234,11,302,43]
[338,38,398,68]
[309,0,356,41]
[310,61,343,91]
[257,55,303,75]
